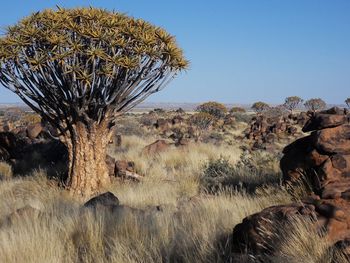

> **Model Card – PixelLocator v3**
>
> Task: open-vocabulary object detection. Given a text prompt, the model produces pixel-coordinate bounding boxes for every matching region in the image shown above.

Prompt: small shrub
[200,152,281,194]
[230,107,246,113]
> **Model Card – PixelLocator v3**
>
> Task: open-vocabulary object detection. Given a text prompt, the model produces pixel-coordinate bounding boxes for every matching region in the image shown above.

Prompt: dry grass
[0,161,13,180]
[0,173,292,263]
[0,132,344,262]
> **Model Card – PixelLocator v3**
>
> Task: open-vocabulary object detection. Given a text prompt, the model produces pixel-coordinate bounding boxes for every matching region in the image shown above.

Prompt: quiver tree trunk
[63,121,112,198]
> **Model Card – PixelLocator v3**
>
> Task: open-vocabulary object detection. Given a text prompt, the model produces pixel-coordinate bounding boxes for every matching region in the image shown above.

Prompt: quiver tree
[345,98,350,108]
[251,101,269,114]
[0,7,188,198]
[190,112,215,141]
[196,101,227,119]
[304,98,326,112]
[283,96,303,114]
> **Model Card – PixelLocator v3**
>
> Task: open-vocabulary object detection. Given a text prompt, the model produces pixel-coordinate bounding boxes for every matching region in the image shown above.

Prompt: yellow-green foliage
[251,101,270,113]
[0,7,188,71]
[191,112,215,130]
[196,102,228,119]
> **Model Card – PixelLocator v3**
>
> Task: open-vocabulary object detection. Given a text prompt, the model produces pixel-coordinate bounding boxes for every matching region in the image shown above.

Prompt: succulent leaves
[0,7,188,128]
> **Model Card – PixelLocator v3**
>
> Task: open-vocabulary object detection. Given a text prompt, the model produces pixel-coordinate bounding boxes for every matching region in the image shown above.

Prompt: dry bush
[200,151,281,194]
[0,162,13,180]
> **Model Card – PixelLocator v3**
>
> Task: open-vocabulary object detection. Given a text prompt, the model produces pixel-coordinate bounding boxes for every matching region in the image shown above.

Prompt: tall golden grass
[0,135,345,262]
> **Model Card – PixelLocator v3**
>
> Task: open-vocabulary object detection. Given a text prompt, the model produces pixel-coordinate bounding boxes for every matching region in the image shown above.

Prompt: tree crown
[195,101,227,119]
[304,98,326,112]
[0,7,188,133]
[345,98,350,108]
[283,96,303,111]
[251,101,269,113]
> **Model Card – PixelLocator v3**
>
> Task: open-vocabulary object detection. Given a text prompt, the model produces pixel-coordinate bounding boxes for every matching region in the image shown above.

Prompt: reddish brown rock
[231,198,350,255]
[234,108,350,257]
[26,123,43,139]
[303,113,347,132]
[115,160,135,176]
[142,140,171,155]
[315,125,350,155]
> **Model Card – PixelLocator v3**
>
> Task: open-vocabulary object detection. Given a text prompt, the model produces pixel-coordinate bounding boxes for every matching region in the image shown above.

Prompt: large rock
[142,140,171,155]
[84,192,119,209]
[303,112,347,132]
[232,108,350,258]
[315,125,350,155]
[231,198,350,255]
[26,123,43,139]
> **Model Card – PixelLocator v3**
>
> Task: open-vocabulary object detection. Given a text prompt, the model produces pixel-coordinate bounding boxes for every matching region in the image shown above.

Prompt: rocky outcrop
[231,107,350,257]
[245,112,308,150]
[281,107,350,193]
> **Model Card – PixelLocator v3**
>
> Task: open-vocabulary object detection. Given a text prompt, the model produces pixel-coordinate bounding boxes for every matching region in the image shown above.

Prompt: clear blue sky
[0,0,349,104]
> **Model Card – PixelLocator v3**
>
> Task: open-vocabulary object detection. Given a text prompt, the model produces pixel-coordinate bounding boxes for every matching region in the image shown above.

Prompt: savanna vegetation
[0,6,349,263]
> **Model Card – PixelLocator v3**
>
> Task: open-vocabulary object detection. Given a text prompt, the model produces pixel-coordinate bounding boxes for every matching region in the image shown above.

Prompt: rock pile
[245,112,308,149]
[231,107,350,256]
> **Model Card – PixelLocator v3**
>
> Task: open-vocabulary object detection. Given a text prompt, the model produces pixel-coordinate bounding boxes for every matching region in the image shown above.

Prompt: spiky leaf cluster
[0,7,188,134]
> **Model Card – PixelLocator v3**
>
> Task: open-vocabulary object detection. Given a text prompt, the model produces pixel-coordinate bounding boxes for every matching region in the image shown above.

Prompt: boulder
[26,123,43,139]
[142,140,171,155]
[84,192,119,209]
[315,125,350,155]
[114,159,141,181]
[303,113,347,132]
[231,198,350,256]
[3,205,41,227]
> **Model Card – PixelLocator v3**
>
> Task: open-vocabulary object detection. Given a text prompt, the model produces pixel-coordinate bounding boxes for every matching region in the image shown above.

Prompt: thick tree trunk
[64,121,112,199]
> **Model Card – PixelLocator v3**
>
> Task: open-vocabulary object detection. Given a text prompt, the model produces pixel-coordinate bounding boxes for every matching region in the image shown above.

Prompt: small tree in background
[304,98,326,112]
[251,101,269,114]
[283,96,303,114]
[0,7,187,197]
[191,112,215,140]
[196,101,227,119]
[230,107,246,113]
[345,98,350,108]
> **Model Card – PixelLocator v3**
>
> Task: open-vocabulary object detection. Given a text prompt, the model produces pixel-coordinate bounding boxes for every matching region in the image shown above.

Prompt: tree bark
[63,121,112,199]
